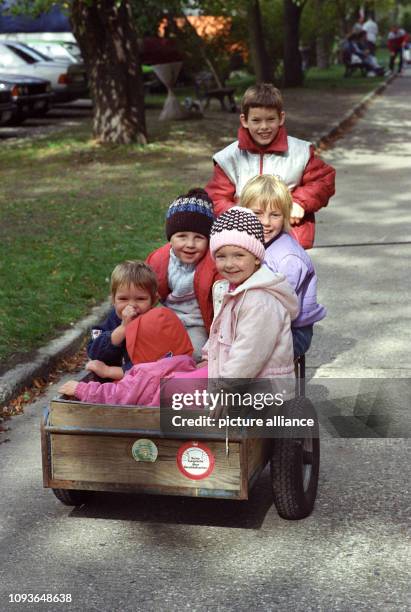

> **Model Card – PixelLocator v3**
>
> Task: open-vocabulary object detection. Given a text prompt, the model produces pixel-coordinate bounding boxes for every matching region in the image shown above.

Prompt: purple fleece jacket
[263,232,326,328]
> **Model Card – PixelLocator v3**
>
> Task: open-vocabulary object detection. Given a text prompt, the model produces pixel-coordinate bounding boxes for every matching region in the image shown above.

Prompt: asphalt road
[0,99,92,141]
[1,72,410,611]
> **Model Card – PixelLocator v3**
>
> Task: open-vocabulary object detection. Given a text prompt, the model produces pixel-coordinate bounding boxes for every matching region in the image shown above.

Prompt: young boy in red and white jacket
[205,83,336,249]
[146,188,219,361]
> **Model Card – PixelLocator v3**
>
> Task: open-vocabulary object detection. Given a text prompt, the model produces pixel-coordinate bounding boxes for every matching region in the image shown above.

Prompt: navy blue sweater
[87,307,132,372]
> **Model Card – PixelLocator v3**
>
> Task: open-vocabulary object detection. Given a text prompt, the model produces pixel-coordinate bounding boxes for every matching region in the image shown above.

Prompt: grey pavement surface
[0,100,92,142]
[1,71,411,611]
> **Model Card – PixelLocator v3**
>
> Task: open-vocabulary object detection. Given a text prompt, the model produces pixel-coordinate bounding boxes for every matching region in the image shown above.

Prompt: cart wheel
[270,398,320,520]
[52,488,89,506]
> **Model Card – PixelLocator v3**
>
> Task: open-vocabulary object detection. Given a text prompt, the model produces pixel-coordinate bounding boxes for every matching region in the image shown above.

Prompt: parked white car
[0,41,88,103]
[24,40,81,64]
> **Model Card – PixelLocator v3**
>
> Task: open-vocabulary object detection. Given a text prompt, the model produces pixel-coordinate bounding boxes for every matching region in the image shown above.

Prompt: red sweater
[146,243,219,332]
[205,126,336,249]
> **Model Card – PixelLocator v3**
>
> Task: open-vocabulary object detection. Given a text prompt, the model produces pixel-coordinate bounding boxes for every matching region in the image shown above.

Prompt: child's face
[170,231,208,265]
[240,107,285,147]
[113,283,153,319]
[248,202,284,243]
[214,245,260,286]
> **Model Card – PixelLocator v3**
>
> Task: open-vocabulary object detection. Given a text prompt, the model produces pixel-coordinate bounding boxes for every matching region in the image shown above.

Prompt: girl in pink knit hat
[181,206,299,382]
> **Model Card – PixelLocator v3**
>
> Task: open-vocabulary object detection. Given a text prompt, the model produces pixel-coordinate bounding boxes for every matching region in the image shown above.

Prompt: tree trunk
[71,0,147,144]
[283,0,304,87]
[247,0,273,82]
[316,35,330,69]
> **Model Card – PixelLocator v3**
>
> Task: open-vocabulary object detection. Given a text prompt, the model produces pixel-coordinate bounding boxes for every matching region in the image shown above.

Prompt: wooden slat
[48,399,247,441]
[50,434,241,492]
[46,479,243,500]
[50,400,160,430]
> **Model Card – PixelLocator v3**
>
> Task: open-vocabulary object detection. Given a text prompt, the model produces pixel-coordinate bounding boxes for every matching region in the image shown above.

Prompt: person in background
[363,12,379,55]
[387,24,409,74]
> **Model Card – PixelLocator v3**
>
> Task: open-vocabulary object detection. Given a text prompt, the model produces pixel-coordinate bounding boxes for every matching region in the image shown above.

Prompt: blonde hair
[110,260,158,302]
[241,83,283,118]
[240,175,292,231]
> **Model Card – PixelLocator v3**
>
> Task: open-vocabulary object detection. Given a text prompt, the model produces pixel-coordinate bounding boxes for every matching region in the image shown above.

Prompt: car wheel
[34,102,50,117]
[6,113,25,126]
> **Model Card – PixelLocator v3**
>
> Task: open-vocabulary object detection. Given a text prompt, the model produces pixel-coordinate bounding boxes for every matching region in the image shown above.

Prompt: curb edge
[0,301,111,406]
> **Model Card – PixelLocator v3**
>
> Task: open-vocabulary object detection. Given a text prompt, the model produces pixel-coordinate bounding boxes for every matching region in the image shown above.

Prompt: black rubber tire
[270,398,320,520]
[52,488,89,506]
[33,102,50,117]
[6,113,25,126]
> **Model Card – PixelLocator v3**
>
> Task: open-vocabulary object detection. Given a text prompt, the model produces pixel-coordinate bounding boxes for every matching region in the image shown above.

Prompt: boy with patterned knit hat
[205,83,336,249]
[146,188,219,360]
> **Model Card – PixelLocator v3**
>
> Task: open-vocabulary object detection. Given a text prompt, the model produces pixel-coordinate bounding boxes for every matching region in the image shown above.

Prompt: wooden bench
[342,49,368,77]
[194,72,237,112]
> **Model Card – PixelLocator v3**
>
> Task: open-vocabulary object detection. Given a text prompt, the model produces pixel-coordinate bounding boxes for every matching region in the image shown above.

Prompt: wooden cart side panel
[50,434,242,492]
[49,400,160,430]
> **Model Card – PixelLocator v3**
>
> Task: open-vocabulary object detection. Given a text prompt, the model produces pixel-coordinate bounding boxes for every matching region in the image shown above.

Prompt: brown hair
[110,260,158,302]
[240,175,292,232]
[241,83,283,118]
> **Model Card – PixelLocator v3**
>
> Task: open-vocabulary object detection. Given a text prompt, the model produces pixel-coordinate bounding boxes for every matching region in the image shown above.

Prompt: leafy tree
[5,0,149,144]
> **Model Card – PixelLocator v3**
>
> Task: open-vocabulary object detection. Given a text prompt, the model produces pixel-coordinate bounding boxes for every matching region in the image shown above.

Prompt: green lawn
[0,123,190,368]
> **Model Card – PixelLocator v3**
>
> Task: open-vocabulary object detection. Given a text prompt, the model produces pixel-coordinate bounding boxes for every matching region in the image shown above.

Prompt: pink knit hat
[209,206,265,261]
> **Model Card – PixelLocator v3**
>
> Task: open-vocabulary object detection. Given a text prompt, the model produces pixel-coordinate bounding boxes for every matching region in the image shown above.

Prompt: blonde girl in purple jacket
[240,175,326,357]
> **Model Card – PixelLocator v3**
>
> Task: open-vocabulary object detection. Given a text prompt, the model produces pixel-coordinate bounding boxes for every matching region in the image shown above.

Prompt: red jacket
[205,126,336,249]
[146,243,219,332]
[387,29,409,52]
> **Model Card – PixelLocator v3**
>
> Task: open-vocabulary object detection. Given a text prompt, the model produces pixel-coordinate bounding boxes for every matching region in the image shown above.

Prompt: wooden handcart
[41,356,319,520]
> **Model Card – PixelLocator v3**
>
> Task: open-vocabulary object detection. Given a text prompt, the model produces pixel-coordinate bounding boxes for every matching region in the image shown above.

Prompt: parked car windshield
[17,42,52,61]
[0,44,25,67]
[4,44,38,64]
[5,42,51,62]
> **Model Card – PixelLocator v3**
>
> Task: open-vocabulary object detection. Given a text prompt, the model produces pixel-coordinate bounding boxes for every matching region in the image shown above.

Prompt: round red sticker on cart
[177,441,215,480]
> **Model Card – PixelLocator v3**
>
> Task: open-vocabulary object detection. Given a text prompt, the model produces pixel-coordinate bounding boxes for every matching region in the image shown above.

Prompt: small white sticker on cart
[132,439,158,463]
[177,441,215,480]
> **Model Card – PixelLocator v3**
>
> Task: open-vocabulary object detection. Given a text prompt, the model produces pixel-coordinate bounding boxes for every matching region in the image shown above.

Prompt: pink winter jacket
[203,267,299,379]
[75,354,197,406]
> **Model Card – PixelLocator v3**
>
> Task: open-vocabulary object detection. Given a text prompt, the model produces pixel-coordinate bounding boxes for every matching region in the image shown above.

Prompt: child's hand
[59,380,78,397]
[196,360,208,368]
[86,360,124,381]
[121,304,138,326]
[290,202,305,225]
[86,359,110,378]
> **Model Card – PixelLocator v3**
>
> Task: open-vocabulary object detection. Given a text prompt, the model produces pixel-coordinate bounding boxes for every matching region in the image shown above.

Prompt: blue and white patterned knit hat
[166,188,215,240]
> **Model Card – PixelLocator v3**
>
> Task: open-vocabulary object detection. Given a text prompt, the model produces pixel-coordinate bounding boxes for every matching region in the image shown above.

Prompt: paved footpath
[0,73,410,612]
